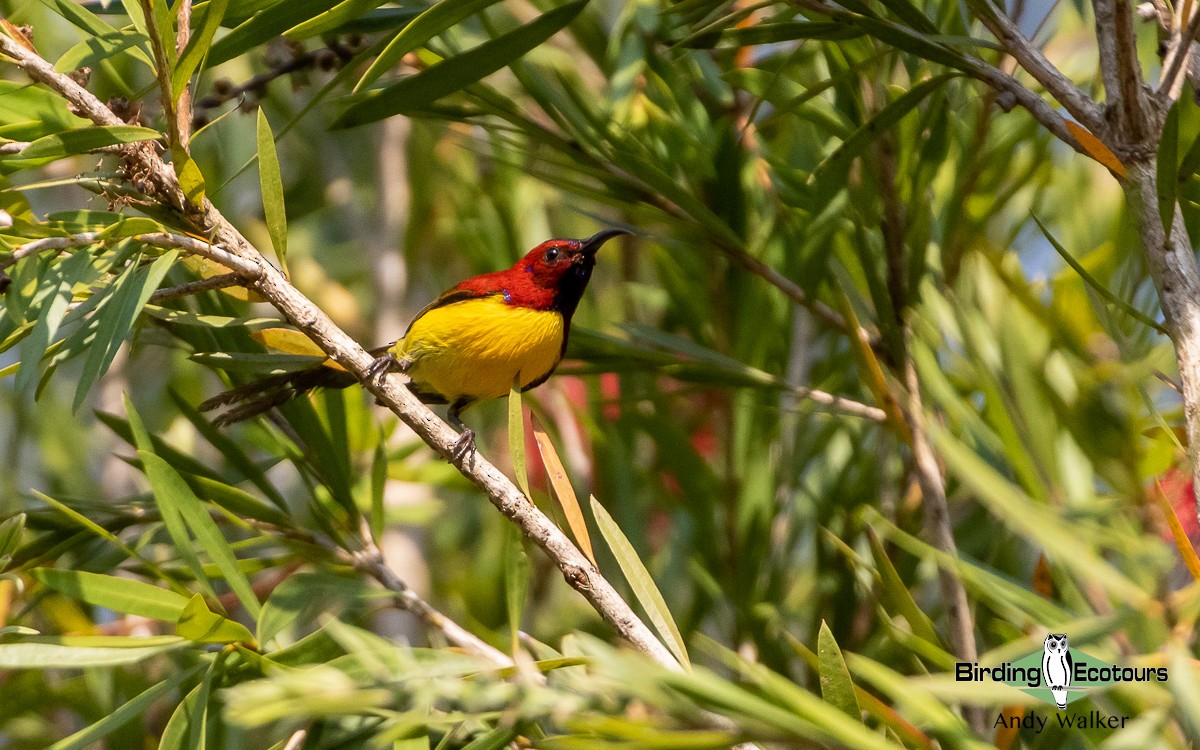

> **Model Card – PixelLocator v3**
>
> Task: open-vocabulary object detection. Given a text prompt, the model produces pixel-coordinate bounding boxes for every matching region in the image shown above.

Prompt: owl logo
[1042,633,1073,709]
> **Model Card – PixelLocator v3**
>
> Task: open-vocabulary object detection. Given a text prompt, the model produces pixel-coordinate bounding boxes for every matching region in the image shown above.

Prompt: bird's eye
[543,247,561,263]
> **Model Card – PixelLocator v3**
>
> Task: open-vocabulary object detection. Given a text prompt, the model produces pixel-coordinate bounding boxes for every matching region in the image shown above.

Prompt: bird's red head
[458,229,630,316]
[517,229,630,290]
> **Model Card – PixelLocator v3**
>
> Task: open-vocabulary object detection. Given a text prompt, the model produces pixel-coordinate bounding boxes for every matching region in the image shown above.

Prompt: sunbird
[200,229,629,460]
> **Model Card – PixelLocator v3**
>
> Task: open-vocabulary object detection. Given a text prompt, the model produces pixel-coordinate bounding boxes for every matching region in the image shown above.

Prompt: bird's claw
[366,353,398,382]
[451,428,476,465]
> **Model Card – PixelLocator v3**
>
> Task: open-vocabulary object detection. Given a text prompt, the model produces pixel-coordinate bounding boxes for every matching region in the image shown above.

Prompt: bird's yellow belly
[393,296,565,403]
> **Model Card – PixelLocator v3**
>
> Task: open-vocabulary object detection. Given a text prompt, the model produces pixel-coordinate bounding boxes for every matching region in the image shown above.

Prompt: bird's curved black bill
[580,228,632,255]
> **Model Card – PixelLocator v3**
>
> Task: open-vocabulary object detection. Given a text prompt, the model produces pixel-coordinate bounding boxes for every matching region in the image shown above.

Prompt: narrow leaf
[172,0,229,98]
[864,527,941,646]
[31,569,190,621]
[1064,121,1126,178]
[503,521,529,655]
[48,666,202,750]
[55,30,151,73]
[589,495,689,668]
[817,621,862,720]
[1155,478,1200,582]
[256,108,288,274]
[1031,213,1166,333]
[334,0,588,128]
[1160,99,1181,234]
[530,413,594,564]
[354,0,506,92]
[140,451,262,619]
[17,126,161,159]
[0,639,186,668]
[508,381,530,496]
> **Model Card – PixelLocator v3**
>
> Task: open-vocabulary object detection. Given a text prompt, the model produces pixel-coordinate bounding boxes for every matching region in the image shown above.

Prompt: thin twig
[793,386,887,421]
[346,539,514,667]
[149,272,244,302]
[0,231,262,277]
[0,28,684,673]
[901,350,982,733]
[1160,2,1200,102]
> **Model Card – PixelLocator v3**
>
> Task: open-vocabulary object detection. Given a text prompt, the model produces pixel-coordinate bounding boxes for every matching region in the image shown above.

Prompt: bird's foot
[366,353,402,382]
[451,428,476,466]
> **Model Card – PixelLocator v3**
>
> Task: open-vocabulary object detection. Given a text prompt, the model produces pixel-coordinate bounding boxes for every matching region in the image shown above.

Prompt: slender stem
[901,350,982,733]
[175,0,193,145]
[149,272,244,302]
[1160,2,1200,102]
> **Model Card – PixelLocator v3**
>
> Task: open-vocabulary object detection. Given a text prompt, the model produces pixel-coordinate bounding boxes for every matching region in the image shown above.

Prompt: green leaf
[54,30,152,73]
[48,666,202,750]
[177,594,257,644]
[681,21,864,48]
[1031,213,1167,334]
[206,0,345,66]
[139,450,263,619]
[172,145,206,206]
[17,126,161,160]
[503,521,529,654]
[172,0,230,99]
[285,0,389,40]
[370,440,386,541]
[817,621,861,720]
[507,381,530,496]
[810,73,956,202]
[333,0,588,128]
[73,250,178,411]
[16,250,88,400]
[30,569,191,621]
[159,682,204,750]
[46,0,155,69]
[1160,98,1181,234]
[256,108,288,274]
[863,527,941,646]
[0,637,187,668]
[0,512,24,563]
[354,0,507,92]
[589,495,690,668]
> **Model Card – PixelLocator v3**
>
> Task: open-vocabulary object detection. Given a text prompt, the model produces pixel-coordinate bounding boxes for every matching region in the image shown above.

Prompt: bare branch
[965,0,1107,133]
[149,272,244,302]
[346,540,515,667]
[793,386,888,421]
[0,28,684,672]
[1,231,262,277]
[900,350,981,731]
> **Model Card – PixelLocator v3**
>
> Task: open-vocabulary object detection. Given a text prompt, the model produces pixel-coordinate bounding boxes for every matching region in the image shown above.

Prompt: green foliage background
[0,0,1196,748]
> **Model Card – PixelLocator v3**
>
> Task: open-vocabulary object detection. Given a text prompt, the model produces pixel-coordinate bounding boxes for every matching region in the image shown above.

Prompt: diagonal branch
[0,28,684,672]
[964,0,1107,134]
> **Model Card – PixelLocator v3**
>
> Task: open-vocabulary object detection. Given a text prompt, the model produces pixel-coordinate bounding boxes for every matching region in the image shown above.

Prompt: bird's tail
[198,365,357,426]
